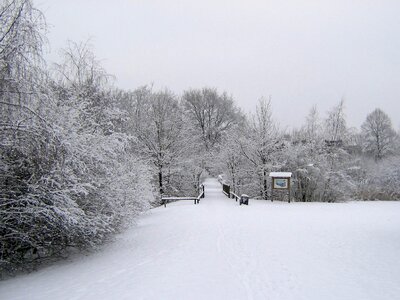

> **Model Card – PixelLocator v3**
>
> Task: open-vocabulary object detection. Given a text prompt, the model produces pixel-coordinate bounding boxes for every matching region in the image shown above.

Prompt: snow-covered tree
[180,87,243,192]
[51,41,153,230]
[237,98,281,199]
[0,0,57,273]
[359,156,400,200]
[361,108,396,161]
[1,23,153,274]
[131,88,184,197]
[281,105,361,202]
[218,126,247,195]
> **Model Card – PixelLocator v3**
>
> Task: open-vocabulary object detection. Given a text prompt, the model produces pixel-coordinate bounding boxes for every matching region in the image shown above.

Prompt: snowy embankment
[1,178,400,300]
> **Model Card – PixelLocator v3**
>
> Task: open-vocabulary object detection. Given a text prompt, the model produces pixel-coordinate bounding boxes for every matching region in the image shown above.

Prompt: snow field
[1,178,400,300]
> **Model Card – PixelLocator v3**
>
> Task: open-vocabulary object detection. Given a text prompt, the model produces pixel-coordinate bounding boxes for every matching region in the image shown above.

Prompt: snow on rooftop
[269,172,292,177]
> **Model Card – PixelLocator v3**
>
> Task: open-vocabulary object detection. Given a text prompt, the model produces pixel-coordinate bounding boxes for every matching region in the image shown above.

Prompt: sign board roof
[269,172,292,178]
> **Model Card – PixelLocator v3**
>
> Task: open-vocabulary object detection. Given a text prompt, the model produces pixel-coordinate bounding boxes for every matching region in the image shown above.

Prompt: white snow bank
[1,178,400,300]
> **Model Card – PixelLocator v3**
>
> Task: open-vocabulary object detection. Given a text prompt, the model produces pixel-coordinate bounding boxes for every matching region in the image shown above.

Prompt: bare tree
[182,87,241,152]
[361,108,396,161]
[54,40,110,92]
[325,99,347,143]
[304,105,320,141]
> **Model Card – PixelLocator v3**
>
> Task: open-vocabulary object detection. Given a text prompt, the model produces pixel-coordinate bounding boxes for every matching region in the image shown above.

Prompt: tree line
[1,0,399,275]
[220,98,399,203]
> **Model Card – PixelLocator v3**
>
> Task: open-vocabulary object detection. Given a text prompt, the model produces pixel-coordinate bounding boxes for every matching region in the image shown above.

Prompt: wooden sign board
[273,178,289,189]
[269,172,292,202]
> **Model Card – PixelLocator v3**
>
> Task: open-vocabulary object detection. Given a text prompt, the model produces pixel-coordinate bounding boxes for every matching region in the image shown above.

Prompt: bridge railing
[219,181,246,204]
[161,185,205,207]
[222,183,230,197]
[230,191,240,202]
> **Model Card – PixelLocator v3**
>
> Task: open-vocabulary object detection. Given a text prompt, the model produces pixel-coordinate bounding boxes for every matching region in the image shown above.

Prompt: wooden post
[271,179,273,202]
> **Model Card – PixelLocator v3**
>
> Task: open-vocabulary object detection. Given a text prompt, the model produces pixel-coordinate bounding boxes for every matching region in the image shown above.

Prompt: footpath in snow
[1,178,400,300]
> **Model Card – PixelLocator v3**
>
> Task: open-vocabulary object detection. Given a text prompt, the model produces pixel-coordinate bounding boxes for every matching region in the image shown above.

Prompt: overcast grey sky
[35,0,400,130]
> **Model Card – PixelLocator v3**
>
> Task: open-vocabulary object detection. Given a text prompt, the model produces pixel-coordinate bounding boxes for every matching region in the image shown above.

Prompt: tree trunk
[158,168,163,195]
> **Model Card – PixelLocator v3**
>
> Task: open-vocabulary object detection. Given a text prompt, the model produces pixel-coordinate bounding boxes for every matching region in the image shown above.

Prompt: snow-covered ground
[1,178,400,300]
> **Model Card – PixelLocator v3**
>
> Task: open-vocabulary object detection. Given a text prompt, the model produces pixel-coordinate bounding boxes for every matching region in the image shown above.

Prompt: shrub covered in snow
[358,157,400,200]
[0,1,153,275]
